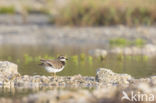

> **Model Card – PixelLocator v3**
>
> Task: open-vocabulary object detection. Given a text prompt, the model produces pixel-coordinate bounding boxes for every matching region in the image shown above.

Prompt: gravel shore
[0,61,156,103]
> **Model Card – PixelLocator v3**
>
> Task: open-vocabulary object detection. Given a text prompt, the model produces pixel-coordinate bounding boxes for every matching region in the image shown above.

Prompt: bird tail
[39,63,44,66]
[39,59,46,66]
[40,59,46,62]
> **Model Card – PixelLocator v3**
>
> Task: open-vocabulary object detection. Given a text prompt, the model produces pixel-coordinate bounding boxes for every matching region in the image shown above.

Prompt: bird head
[57,56,68,62]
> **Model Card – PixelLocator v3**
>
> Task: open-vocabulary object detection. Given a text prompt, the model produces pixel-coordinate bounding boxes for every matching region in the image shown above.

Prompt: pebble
[0,61,156,103]
[90,44,156,57]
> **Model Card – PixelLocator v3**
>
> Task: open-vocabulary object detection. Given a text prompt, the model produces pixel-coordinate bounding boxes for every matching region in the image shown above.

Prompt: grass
[109,38,146,47]
[21,53,149,65]
[25,7,50,14]
[21,54,93,65]
[134,38,146,47]
[3,53,150,77]
[10,53,149,66]
[109,38,130,47]
[0,0,155,26]
[53,0,156,26]
[0,6,15,14]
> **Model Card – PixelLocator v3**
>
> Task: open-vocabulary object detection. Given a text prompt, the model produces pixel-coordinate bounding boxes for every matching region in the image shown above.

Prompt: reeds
[0,0,155,26]
[53,0,156,26]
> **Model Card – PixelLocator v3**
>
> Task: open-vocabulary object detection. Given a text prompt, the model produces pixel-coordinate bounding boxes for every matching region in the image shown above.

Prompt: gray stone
[96,68,133,84]
[109,44,156,57]
[89,49,108,57]
[0,61,18,75]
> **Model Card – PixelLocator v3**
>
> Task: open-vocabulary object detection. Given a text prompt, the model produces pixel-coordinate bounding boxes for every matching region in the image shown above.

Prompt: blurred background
[0,0,156,78]
[0,0,156,101]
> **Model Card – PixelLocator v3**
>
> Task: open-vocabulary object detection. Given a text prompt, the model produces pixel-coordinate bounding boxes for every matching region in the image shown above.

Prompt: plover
[40,56,68,76]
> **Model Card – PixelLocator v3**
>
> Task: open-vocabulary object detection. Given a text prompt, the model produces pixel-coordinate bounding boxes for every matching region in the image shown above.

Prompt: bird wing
[40,59,54,67]
[48,60,63,69]
[46,61,54,67]
[40,59,63,69]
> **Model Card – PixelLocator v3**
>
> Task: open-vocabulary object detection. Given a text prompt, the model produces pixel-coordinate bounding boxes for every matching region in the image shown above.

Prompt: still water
[0,45,156,78]
[0,45,156,98]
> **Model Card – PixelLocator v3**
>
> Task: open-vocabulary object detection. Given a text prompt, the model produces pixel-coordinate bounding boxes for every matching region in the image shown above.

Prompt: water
[0,45,156,98]
[0,45,156,78]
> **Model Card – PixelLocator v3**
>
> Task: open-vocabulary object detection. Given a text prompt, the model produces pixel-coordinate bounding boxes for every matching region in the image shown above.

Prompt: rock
[93,87,117,99]
[0,61,20,88]
[26,89,93,103]
[70,74,83,81]
[123,47,132,55]
[137,82,153,93]
[0,70,155,103]
[109,44,156,57]
[96,68,133,85]
[143,44,156,56]
[0,61,19,75]
[89,49,108,57]
[110,47,123,54]
[150,76,156,85]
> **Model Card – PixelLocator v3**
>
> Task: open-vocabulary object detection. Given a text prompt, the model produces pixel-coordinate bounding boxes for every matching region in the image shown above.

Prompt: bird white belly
[44,66,64,73]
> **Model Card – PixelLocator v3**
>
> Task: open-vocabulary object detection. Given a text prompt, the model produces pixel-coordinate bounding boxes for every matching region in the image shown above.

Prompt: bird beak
[66,58,68,60]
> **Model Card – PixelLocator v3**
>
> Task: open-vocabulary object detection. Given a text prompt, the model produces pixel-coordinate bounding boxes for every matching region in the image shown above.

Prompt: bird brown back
[40,59,64,69]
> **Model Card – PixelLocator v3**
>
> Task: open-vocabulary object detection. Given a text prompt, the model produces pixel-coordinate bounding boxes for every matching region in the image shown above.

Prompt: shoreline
[0,61,156,102]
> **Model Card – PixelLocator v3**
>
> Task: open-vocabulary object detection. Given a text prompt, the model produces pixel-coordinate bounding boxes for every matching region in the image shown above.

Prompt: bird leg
[54,73,56,77]
[51,73,57,78]
[51,73,54,77]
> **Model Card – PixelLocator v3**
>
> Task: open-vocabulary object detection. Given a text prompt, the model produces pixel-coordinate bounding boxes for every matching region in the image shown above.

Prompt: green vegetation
[6,53,94,66]
[53,0,156,26]
[109,38,146,47]
[2,52,151,77]
[24,54,33,64]
[0,0,155,25]
[17,54,94,65]
[109,38,130,47]
[80,53,86,61]
[88,56,93,64]
[134,38,146,47]
[26,7,50,14]
[7,56,12,61]
[0,6,15,14]
[71,55,79,64]
[116,54,149,62]
[16,53,149,65]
